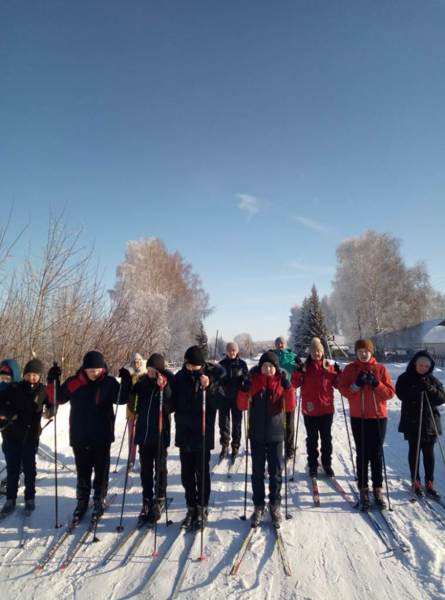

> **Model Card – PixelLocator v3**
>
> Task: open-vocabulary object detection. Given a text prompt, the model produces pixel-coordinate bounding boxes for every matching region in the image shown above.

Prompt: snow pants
[219,401,242,451]
[406,435,436,483]
[73,443,111,501]
[303,413,333,471]
[179,448,211,507]
[350,418,387,489]
[2,436,38,501]
[139,444,168,501]
[251,440,283,507]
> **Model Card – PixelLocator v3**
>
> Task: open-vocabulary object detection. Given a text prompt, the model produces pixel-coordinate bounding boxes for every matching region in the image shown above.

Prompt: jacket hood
[406,350,435,375]
[0,358,21,383]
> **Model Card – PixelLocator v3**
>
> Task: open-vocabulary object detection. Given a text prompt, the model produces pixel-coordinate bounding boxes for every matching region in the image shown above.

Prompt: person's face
[311,348,323,361]
[415,357,431,376]
[0,374,12,384]
[185,363,202,372]
[227,348,237,360]
[134,358,143,370]
[85,368,103,381]
[356,348,372,363]
[275,340,285,350]
[24,372,40,385]
[261,362,276,377]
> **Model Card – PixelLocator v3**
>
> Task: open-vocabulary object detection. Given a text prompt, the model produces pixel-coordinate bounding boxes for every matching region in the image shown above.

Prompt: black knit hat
[259,351,280,371]
[82,351,106,369]
[184,345,205,367]
[23,358,44,376]
[147,353,165,371]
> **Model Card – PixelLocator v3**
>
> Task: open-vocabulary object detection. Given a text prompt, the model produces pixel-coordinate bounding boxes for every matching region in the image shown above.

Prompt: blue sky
[1,1,444,341]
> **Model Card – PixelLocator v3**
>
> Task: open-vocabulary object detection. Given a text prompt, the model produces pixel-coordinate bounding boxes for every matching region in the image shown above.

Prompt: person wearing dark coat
[124,353,174,524]
[218,342,248,459]
[47,351,130,520]
[0,359,53,517]
[396,350,445,498]
[171,345,225,530]
[0,359,22,496]
[237,351,296,527]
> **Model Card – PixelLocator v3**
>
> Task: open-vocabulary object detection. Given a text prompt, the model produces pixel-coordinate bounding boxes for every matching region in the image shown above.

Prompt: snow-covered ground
[1,362,445,600]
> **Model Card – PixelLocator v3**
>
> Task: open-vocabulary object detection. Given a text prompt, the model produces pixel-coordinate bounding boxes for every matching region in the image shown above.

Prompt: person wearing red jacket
[237,351,295,528]
[291,337,340,478]
[338,339,395,510]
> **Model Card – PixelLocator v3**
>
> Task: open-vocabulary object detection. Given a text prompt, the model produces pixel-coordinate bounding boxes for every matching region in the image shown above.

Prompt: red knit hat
[354,339,374,355]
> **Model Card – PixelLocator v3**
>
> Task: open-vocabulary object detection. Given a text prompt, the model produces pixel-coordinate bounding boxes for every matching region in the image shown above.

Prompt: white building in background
[423,320,445,355]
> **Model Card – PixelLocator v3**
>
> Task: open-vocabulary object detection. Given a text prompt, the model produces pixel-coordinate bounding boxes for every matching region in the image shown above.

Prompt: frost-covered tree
[195,321,209,359]
[234,332,255,358]
[293,297,311,355]
[306,285,329,349]
[332,230,433,340]
[288,305,302,352]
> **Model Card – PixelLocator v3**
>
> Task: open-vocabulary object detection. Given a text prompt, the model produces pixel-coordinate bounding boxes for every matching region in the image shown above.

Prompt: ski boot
[195,505,208,529]
[181,505,197,530]
[426,481,441,500]
[219,445,229,461]
[24,499,35,514]
[359,488,370,511]
[269,503,282,529]
[137,498,152,526]
[323,465,335,478]
[413,480,424,498]
[373,487,387,510]
[309,467,318,478]
[72,499,89,521]
[231,446,239,459]
[0,499,16,519]
[92,498,105,519]
[149,497,165,523]
[286,447,295,461]
[0,477,7,495]
[250,504,264,528]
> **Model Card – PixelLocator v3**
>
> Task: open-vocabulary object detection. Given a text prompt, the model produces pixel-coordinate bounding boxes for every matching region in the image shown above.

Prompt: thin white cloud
[237,193,260,218]
[291,215,332,234]
[287,260,334,276]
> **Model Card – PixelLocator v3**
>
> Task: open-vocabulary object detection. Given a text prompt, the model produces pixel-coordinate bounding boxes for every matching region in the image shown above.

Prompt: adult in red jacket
[338,339,395,510]
[237,351,295,528]
[291,337,340,478]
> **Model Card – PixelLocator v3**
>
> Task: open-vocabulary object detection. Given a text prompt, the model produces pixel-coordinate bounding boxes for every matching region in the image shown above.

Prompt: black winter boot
[359,488,370,511]
[195,505,208,529]
[269,503,282,529]
[181,505,197,530]
[250,505,264,528]
[138,498,152,526]
[73,499,89,521]
[0,499,16,519]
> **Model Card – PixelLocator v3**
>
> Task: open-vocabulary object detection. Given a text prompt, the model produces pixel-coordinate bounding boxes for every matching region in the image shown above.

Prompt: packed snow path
[0,363,444,599]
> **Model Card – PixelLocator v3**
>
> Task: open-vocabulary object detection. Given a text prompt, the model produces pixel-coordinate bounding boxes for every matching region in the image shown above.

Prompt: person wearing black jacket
[47,351,130,519]
[0,359,53,517]
[124,353,174,524]
[218,342,248,460]
[171,345,225,529]
[396,350,445,498]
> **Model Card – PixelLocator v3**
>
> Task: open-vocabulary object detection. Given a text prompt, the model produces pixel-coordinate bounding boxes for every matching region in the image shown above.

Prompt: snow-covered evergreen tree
[196,321,209,359]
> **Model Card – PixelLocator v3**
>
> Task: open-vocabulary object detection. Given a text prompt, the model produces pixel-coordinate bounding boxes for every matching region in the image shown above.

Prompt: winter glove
[367,372,379,388]
[281,371,291,390]
[354,371,369,388]
[240,375,251,392]
[334,362,341,374]
[293,357,304,373]
[47,364,62,382]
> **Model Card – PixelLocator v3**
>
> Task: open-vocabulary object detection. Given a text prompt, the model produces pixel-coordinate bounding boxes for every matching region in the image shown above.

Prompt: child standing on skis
[47,351,130,520]
[237,351,295,528]
[338,339,395,510]
[273,337,298,460]
[218,342,248,461]
[124,352,146,471]
[291,337,340,478]
[124,353,174,524]
[0,359,53,517]
[396,350,445,498]
[171,345,225,530]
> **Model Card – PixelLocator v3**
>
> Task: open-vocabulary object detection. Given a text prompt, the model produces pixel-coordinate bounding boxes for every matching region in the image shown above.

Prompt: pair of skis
[36,493,117,571]
[101,497,173,566]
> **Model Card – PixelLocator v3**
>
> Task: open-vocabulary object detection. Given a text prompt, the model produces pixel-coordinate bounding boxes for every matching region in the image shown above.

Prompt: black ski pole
[424,390,445,467]
[240,406,249,520]
[283,401,292,520]
[52,363,62,529]
[412,391,424,496]
[360,391,366,504]
[152,386,172,558]
[290,390,301,482]
[199,388,207,561]
[371,391,393,511]
[116,418,134,533]
[114,418,128,473]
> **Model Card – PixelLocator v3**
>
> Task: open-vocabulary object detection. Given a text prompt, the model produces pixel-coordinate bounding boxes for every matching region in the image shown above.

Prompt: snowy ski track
[0,362,444,599]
